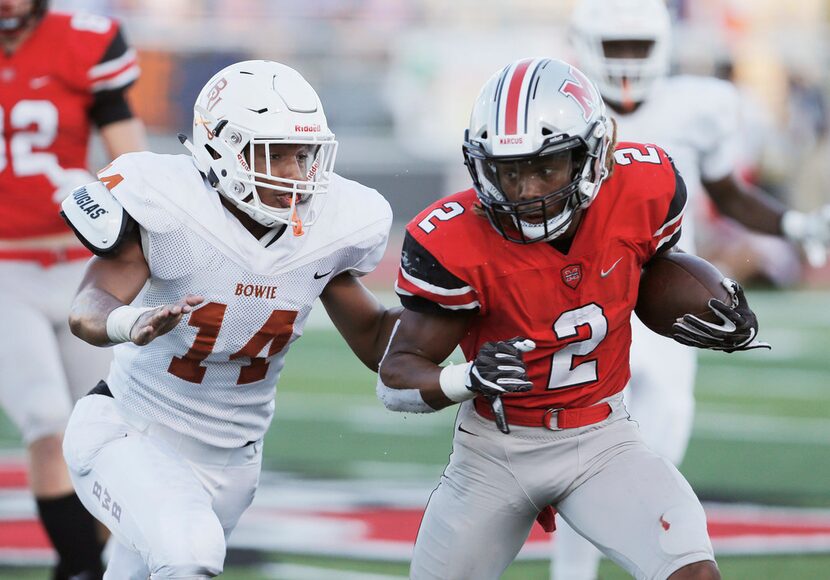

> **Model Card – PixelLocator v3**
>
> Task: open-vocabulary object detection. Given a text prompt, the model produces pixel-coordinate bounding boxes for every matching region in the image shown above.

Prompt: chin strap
[291,205,304,237]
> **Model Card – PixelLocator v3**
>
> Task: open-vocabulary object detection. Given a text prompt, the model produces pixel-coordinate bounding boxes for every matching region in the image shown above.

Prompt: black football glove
[671,279,771,353]
[468,337,535,435]
[468,337,536,397]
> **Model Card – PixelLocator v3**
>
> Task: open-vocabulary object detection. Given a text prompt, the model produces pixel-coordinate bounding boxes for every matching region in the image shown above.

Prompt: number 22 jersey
[0,11,138,239]
[396,142,686,412]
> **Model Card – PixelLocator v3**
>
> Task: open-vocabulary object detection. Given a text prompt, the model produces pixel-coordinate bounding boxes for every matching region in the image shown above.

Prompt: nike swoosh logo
[457,423,479,437]
[600,257,623,278]
[313,268,334,280]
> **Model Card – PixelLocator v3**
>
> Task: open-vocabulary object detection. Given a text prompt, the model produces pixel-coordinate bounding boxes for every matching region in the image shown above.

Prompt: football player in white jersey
[552,1,830,579]
[59,60,398,578]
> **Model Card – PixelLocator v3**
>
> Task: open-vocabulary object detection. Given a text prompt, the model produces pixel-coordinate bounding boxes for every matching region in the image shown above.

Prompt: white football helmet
[183,60,337,230]
[569,0,671,107]
[463,58,612,243]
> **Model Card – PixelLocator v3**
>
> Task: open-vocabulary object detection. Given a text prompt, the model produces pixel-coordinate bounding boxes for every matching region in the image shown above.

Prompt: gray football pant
[410,397,714,580]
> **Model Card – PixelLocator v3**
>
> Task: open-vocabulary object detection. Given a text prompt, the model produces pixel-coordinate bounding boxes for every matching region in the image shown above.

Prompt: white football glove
[781,206,830,268]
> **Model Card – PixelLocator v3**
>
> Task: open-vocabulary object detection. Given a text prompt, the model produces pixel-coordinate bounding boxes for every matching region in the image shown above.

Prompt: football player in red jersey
[0,0,145,577]
[378,58,768,580]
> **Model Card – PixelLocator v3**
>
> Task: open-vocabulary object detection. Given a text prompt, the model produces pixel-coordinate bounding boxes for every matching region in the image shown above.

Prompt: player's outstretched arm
[379,308,534,412]
[68,229,202,346]
[320,273,402,371]
[705,175,830,267]
[379,308,474,410]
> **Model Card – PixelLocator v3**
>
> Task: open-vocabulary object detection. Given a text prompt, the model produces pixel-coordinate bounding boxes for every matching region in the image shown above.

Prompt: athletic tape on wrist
[106,305,154,344]
[439,362,476,402]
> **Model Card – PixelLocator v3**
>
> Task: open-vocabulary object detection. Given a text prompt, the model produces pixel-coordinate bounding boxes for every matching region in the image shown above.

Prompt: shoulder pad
[60,181,134,256]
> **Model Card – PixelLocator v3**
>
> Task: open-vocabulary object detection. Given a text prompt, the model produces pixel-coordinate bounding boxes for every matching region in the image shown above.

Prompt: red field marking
[297,507,830,546]
[0,464,27,489]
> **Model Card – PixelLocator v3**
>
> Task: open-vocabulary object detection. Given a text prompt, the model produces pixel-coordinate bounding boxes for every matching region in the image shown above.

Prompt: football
[635,252,731,337]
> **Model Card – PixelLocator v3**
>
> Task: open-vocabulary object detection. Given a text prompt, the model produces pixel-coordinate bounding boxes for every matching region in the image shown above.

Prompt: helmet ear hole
[204,144,222,161]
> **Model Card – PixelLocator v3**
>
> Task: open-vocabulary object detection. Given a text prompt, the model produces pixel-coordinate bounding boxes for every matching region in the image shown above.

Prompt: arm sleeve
[375,377,436,413]
[395,231,480,313]
[89,89,134,128]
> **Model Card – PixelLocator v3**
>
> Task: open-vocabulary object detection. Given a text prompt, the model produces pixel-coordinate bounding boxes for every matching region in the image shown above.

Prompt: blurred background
[1,0,829,578]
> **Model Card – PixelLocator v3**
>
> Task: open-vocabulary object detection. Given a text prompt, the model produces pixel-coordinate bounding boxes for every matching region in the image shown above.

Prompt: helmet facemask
[464,120,610,244]
[194,104,337,231]
[596,39,663,109]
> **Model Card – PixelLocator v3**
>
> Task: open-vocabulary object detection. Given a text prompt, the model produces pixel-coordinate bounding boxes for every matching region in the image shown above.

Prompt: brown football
[635,252,731,337]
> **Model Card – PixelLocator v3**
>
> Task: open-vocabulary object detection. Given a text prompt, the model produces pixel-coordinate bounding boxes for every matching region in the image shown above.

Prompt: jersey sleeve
[648,158,687,256]
[96,153,178,235]
[697,79,741,182]
[395,230,480,314]
[65,13,140,97]
[345,198,393,277]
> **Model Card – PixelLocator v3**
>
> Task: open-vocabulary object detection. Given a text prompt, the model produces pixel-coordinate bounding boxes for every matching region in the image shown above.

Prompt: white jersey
[613,75,741,253]
[101,152,392,448]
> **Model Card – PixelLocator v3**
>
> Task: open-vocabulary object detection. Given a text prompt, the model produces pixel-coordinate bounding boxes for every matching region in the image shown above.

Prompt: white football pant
[63,393,262,578]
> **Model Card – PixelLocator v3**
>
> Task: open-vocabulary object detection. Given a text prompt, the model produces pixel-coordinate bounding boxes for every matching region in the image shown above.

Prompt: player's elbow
[68,309,86,340]
[378,354,404,391]
[375,374,435,414]
[68,308,108,347]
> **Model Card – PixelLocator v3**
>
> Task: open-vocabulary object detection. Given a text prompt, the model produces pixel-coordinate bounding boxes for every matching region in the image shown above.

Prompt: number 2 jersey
[0,11,138,239]
[396,142,686,412]
[100,152,392,447]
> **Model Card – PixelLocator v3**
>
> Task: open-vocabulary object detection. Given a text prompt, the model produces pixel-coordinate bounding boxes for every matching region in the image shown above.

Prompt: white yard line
[695,367,830,400]
[261,562,405,579]
[694,407,830,444]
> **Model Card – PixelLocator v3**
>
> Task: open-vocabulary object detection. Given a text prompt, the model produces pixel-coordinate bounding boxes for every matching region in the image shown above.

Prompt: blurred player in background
[552,1,830,578]
[61,60,397,578]
[0,0,145,577]
[379,57,768,580]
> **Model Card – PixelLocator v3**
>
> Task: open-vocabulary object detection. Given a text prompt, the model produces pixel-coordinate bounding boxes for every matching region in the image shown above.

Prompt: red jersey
[396,142,686,412]
[0,11,139,239]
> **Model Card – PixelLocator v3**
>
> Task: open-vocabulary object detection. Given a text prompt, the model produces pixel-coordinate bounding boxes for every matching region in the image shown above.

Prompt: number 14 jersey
[396,142,685,412]
[101,152,392,448]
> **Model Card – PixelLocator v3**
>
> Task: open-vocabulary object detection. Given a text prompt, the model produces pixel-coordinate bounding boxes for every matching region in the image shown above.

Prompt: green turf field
[0,289,827,578]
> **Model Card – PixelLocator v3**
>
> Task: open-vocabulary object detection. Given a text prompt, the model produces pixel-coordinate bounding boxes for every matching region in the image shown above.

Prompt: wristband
[781,210,807,242]
[438,362,476,403]
[106,305,154,344]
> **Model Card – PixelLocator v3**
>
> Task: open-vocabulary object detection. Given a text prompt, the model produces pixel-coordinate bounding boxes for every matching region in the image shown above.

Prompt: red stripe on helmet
[504,59,533,135]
